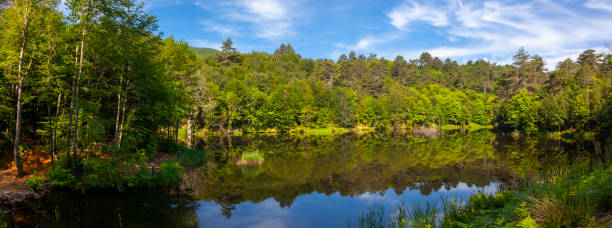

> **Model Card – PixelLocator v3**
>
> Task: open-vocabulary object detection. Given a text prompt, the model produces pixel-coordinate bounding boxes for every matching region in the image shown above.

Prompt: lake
[5,131,593,227]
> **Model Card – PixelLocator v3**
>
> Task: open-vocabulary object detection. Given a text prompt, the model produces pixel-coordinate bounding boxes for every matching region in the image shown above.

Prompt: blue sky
[140,0,612,69]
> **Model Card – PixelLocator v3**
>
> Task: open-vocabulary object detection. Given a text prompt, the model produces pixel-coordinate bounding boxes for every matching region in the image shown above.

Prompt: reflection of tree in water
[190,132,524,210]
[216,193,239,219]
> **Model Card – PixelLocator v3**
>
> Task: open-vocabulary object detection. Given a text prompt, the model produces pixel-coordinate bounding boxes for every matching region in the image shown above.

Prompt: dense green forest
[0,0,611,179]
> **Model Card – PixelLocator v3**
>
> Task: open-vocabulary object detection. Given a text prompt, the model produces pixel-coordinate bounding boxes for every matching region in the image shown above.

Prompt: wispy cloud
[198,0,305,40]
[383,0,612,69]
[585,0,612,12]
[387,1,449,30]
[201,21,240,36]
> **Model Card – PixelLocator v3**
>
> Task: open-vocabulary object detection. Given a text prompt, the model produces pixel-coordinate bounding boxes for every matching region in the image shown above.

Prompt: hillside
[190,47,219,56]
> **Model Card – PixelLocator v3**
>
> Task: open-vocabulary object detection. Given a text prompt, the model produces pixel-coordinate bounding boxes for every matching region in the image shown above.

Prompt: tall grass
[349,197,466,228]
[237,150,264,166]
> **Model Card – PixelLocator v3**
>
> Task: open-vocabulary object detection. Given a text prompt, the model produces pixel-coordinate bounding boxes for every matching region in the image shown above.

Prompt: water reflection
[6,131,592,227]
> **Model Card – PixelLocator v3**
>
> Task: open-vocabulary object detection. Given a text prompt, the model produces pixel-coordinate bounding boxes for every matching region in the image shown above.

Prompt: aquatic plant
[237,150,264,166]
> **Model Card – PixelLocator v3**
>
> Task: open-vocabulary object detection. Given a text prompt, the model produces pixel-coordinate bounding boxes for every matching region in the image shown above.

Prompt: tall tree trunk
[67,44,79,163]
[52,92,61,163]
[13,1,31,177]
[72,23,86,173]
[118,89,128,147]
[114,65,123,145]
[186,112,193,148]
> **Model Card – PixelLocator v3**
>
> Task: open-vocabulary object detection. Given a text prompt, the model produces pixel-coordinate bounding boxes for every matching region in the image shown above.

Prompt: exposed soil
[0,150,51,209]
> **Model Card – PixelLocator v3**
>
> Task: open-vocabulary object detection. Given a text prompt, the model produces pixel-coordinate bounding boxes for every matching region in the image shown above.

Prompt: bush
[47,164,75,188]
[25,175,44,192]
[126,169,156,188]
[178,148,207,167]
[80,159,126,189]
[158,160,183,185]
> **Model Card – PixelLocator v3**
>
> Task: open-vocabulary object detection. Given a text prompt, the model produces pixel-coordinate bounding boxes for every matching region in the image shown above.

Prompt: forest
[1,0,612,227]
[0,0,611,177]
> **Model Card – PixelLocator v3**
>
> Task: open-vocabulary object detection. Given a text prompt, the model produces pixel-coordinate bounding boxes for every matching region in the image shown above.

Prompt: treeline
[1,0,611,178]
[193,41,611,136]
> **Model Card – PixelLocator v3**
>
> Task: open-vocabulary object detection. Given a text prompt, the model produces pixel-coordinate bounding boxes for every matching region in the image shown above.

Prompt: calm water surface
[5,131,592,227]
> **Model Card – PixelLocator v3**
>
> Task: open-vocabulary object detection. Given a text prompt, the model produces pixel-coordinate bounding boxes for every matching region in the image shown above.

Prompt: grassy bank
[441,123,493,131]
[351,161,612,227]
[22,145,207,192]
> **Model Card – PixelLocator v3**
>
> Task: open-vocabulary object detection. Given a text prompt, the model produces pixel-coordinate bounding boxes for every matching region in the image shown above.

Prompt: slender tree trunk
[13,1,31,177]
[187,112,193,148]
[118,93,127,147]
[72,24,87,173]
[114,65,123,144]
[67,44,78,163]
[52,92,61,163]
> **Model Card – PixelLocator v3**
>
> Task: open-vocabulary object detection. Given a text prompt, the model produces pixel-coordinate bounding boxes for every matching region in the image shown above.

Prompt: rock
[0,190,40,209]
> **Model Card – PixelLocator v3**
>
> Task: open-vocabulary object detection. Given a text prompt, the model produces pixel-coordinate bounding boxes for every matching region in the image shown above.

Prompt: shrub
[178,148,207,167]
[47,164,75,188]
[25,175,44,192]
[517,216,539,228]
[80,159,124,189]
[126,169,156,188]
[158,160,183,185]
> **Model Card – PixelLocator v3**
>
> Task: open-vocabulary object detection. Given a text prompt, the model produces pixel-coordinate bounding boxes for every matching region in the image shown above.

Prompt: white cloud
[585,0,612,12]
[207,0,304,40]
[387,1,449,30]
[384,0,612,69]
[201,21,240,36]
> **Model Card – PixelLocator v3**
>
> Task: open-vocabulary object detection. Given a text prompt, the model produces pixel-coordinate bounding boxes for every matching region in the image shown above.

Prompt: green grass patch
[440,123,492,131]
[237,150,264,166]
[290,127,351,136]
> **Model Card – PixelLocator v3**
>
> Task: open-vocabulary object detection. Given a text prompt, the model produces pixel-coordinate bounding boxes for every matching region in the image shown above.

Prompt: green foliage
[80,159,124,189]
[25,175,44,192]
[517,216,540,228]
[158,160,183,185]
[498,89,539,133]
[47,164,76,188]
[178,148,207,167]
